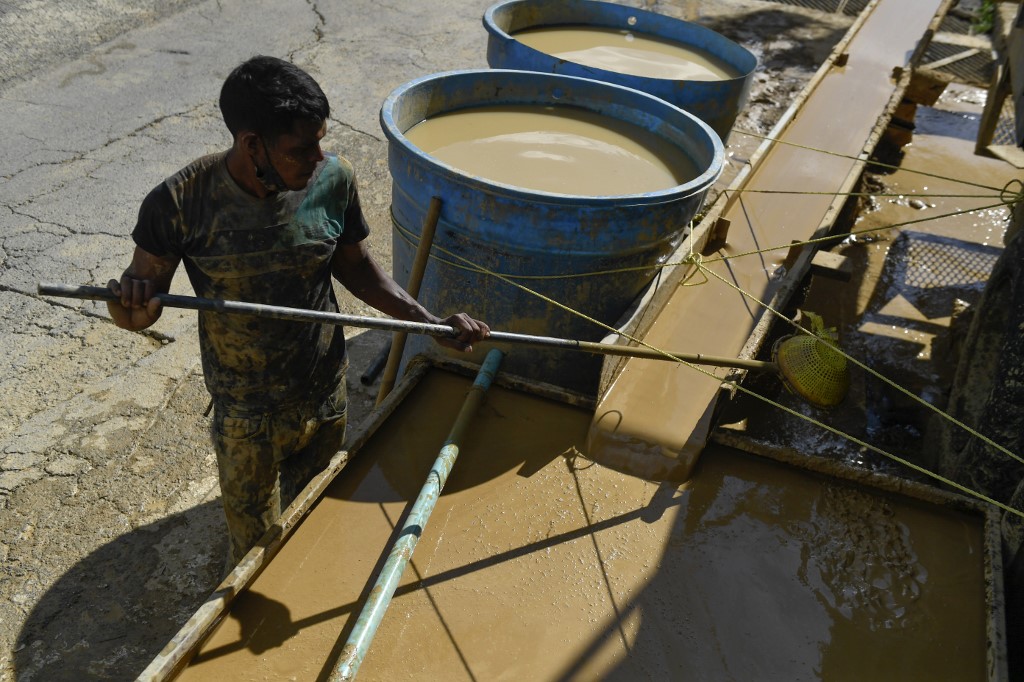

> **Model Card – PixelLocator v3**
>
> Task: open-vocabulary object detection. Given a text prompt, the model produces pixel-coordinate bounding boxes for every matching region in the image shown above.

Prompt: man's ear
[238,130,261,158]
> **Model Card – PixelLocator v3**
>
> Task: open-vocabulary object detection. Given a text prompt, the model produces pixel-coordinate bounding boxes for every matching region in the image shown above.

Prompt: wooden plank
[905,67,954,105]
[810,249,853,281]
[921,46,981,71]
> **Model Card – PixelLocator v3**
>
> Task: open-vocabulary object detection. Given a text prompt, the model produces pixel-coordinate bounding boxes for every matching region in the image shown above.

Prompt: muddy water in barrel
[405,105,698,196]
[180,369,988,680]
[513,26,738,81]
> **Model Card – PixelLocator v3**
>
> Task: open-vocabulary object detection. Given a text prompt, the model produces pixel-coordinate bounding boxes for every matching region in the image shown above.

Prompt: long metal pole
[330,348,505,681]
[37,282,777,372]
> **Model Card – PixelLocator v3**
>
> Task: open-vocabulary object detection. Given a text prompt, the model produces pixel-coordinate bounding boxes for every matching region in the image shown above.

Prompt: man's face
[263,118,326,191]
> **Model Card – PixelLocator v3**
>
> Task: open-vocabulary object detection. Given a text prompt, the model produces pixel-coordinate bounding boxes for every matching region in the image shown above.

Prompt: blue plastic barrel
[380,69,722,393]
[483,0,756,142]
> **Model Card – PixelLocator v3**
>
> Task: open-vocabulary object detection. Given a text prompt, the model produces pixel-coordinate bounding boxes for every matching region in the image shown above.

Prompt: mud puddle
[181,369,989,681]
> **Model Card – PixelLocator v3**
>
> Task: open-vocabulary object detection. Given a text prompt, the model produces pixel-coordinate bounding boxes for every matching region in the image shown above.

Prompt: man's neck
[225,147,275,199]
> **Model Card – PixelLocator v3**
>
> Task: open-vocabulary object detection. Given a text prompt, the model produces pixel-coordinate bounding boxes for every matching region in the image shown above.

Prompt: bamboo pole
[330,348,505,681]
[377,196,442,405]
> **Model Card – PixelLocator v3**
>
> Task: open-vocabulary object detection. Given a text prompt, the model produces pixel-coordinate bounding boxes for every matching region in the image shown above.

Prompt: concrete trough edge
[598,0,890,394]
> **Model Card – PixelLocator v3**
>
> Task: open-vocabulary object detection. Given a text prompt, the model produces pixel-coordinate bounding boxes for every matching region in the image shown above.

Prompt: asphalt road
[0,0,210,92]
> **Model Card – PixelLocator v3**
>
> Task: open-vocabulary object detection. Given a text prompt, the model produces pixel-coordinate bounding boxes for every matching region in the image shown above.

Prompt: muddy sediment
[181,369,989,681]
[406,105,698,195]
[512,26,738,80]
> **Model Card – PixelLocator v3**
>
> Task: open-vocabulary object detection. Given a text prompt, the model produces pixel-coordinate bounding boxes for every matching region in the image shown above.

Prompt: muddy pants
[211,381,347,567]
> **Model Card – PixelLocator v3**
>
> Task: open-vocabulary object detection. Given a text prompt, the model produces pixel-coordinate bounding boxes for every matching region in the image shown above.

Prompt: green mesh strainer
[771,311,850,408]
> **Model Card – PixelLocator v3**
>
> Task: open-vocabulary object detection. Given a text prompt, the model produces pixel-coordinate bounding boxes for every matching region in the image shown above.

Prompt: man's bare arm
[331,241,488,351]
[107,246,180,331]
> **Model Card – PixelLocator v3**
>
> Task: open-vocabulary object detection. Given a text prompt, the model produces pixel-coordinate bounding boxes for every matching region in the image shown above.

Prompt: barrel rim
[482,0,758,84]
[379,68,724,205]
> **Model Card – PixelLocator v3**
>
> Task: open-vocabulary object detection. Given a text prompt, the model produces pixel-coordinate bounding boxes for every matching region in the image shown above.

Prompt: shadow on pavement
[13,501,226,681]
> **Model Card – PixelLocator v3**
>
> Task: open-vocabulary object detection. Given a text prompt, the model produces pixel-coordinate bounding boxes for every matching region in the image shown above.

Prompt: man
[107,55,488,566]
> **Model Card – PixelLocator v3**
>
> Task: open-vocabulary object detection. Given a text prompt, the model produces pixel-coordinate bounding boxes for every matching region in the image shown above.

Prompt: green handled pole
[330,348,504,681]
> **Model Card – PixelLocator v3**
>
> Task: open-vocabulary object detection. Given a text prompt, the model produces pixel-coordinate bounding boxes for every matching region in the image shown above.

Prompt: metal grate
[754,0,870,17]
[939,12,975,36]
[881,231,1001,319]
[921,41,994,87]
[990,90,1018,146]
[921,4,996,87]
[901,234,1000,290]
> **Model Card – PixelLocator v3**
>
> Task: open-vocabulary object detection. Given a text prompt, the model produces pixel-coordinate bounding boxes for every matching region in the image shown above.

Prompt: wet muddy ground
[180,369,992,681]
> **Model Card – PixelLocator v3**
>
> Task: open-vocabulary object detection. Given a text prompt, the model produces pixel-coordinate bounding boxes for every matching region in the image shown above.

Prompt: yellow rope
[691,257,1024,469]
[1001,178,1024,207]
[385,142,1024,517]
[727,189,1003,199]
[721,365,1024,520]
[733,129,1010,193]
[394,190,1015,281]
[702,199,1012,265]
[412,235,1024,518]
[392,218,665,280]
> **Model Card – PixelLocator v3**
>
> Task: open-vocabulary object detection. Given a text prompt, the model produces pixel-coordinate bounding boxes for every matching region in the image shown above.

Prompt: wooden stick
[377,196,442,405]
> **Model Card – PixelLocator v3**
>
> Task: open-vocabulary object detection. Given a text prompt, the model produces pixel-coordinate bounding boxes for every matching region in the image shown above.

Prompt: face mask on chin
[254,138,288,193]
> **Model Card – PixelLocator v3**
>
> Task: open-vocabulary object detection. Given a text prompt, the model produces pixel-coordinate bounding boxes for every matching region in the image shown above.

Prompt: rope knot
[678,252,710,288]
[1000,178,1023,210]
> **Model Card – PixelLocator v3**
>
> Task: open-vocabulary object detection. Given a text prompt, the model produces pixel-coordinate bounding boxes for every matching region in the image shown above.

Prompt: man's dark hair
[219,56,330,139]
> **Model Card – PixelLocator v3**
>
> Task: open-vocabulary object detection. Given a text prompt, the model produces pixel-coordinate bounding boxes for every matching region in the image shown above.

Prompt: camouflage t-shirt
[132,152,370,410]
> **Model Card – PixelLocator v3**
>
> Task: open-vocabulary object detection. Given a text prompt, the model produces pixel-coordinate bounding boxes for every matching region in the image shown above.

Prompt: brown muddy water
[404,104,698,195]
[179,368,988,681]
[512,26,738,81]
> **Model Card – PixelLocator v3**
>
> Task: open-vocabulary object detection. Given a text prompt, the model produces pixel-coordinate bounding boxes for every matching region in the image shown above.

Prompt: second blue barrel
[380,69,723,393]
[484,0,757,142]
